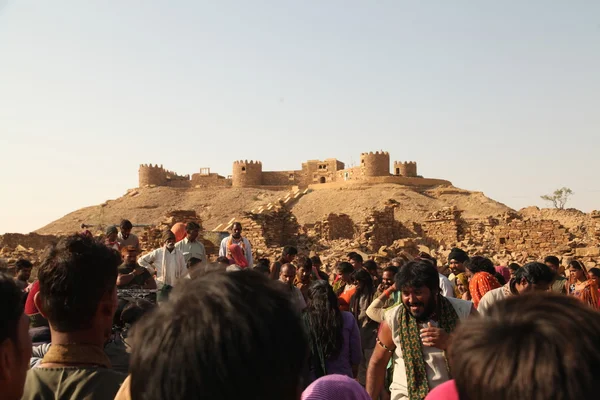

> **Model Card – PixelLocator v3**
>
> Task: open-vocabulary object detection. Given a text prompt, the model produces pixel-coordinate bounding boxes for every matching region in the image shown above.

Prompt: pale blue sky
[1,1,599,234]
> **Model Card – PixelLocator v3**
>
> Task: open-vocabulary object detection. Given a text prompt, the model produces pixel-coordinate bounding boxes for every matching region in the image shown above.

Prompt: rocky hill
[36,183,513,235]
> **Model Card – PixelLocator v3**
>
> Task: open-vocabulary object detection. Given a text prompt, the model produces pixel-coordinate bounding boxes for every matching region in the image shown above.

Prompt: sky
[1,1,599,234]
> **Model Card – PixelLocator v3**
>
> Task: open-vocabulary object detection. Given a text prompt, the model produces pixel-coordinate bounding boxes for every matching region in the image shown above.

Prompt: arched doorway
[319,177,326,184]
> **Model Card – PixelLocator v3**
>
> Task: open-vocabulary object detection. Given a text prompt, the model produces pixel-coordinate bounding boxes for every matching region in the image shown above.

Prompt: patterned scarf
[397,294,459,399]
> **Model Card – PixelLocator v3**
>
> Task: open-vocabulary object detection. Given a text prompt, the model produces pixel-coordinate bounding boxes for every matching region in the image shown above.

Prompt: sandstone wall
[0,233,59,250]
[262,171,301,186]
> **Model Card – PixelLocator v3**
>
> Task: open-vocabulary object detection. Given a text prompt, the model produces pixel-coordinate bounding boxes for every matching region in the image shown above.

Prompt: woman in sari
[454,273,471,301]
[466,256,501,308]
[565,260,599,309]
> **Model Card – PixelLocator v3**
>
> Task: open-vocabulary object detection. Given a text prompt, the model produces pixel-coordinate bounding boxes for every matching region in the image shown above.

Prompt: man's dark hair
[514,262,554,284]
[0,273,24,343]
[216,256,230,265]
[418,252,438,267]
[383,265,399,275]
[543,256,560,268]
[232,222,242,230]
[508,263,521,272]
[396,260,439,294]
[347,251,358,259]
[120,219,133,230]
[282,245,298,257]
[253,264,270,274]
[120,299,155,327]
[310,256,322,266]
[187,257,202,269]
[336,262,353,275]
[349,253,363,264]
[296,255,312,270]
[185,221,200,232]
[256,258,270,269]
[15,259,32,271]
[364,260,378,272]
[450,293,600,400]
[465,256,496,275]
[130,270,307,400]
[37,234,121,332]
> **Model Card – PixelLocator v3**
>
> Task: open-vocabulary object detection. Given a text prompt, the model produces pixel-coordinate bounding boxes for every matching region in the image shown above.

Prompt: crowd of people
[1,220,600,400]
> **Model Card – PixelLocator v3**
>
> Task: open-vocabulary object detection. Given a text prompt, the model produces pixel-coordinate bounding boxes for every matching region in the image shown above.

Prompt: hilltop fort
[138,150,450,189]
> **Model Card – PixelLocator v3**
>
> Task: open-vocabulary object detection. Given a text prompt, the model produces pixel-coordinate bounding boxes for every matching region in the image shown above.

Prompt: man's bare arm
[366,321,395,398]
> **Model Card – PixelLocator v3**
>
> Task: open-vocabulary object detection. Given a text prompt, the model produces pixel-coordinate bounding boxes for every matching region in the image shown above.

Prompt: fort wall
[232,160,263,187]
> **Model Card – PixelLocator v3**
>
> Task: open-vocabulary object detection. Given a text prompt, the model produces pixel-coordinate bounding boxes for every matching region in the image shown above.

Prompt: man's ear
[34,292,48,319]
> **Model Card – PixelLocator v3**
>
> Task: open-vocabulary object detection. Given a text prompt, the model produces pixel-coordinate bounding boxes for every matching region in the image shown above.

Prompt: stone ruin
[4,205,600,278]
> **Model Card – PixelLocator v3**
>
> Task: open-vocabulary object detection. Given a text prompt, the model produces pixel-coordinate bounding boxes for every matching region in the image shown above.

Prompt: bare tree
[541,187,573,209]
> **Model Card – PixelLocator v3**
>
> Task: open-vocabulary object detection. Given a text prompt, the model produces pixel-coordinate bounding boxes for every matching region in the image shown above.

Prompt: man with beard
[13,259,32,291]
[366,260,476,400]
[219,222,253,268]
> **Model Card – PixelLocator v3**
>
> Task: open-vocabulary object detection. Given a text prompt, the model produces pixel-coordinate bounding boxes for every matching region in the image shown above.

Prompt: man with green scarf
[366,260,476,400]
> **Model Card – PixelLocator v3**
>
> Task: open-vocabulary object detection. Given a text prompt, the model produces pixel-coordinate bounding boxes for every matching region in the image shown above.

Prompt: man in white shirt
[438,273,455,298]
[279,263,306,311]
[175,222,206,266]
[477,262,553,316]
[219,222,253,268]
[366,260,476,400]
[138,231,186,301]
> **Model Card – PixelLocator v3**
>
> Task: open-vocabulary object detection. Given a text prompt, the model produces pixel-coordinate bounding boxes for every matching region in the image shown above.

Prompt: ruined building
[139,151,450,189]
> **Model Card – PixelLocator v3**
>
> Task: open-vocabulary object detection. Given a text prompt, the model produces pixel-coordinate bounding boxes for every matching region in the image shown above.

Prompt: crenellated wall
[360,151,390,177]
[394,161,418,177]
[232,160,263,187]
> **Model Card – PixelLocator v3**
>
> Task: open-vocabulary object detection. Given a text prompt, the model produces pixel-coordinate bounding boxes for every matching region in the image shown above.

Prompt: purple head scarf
[301,375,371,400]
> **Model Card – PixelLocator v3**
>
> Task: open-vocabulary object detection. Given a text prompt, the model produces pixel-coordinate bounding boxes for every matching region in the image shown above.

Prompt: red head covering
[25,280,41,316]
[228,244,248,268]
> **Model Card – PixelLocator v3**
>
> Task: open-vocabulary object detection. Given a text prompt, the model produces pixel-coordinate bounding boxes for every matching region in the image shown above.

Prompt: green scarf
[397,294,459,399]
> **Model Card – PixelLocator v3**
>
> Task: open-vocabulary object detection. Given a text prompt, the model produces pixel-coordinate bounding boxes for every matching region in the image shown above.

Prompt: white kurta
[384,297,472,399]
[138,247,186,287]
[219,236,253,268]
[175,238,207,266]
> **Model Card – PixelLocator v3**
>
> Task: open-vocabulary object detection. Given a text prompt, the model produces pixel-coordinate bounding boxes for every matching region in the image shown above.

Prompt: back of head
[396,260,439,294]
[508,262,521,272]
[37,234,121,332]
[296,255,313,270]
[130,270,307,400]
[336,262,353,275]
[305,280,343,358]
[515,262,554,284]
[465,256,495,275]
[349,253,363,264]
[310,256,322,266]
[363,260,378,272]
[544,255,560,268]
[450,293,600,400]
[282,245,298,257]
